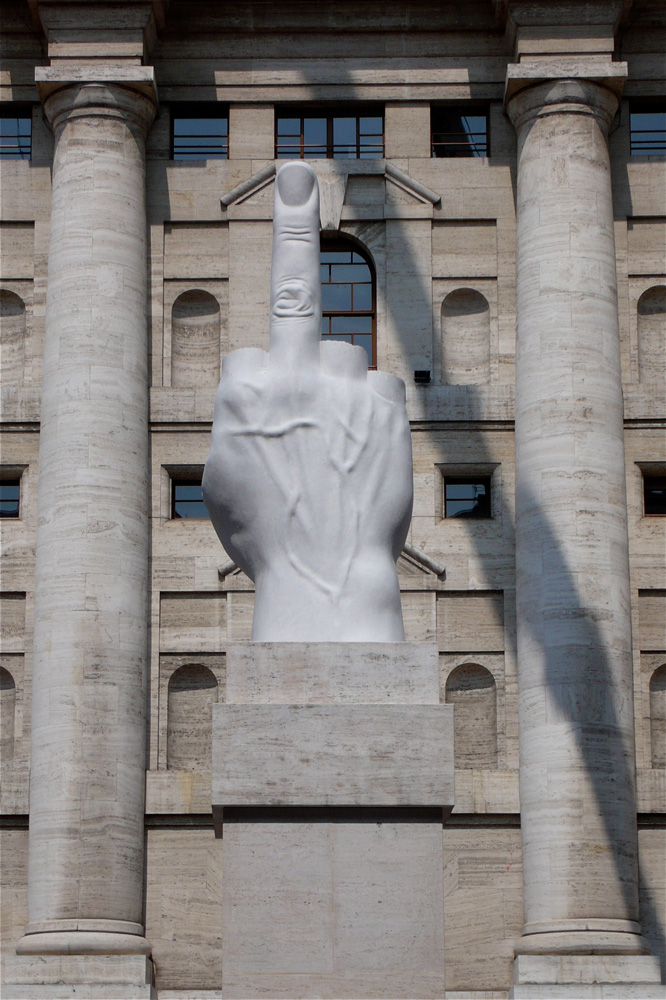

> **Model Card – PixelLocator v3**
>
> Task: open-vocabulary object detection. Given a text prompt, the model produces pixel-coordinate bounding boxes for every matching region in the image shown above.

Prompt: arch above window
[0,289,26,384]
[320,236,376,368]
[445,662,498,769]
[167,663,219,771]
[650,663,666,769]
[171,289,221,389]
[0,666,16,766]
[441,287,490,385]
[637,285,666,384]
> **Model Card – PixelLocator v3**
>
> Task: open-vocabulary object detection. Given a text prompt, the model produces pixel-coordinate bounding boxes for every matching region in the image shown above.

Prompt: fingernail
[276,162,316,207]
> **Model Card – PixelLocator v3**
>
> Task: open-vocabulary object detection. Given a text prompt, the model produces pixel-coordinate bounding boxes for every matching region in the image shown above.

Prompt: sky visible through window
[0,114,31,159]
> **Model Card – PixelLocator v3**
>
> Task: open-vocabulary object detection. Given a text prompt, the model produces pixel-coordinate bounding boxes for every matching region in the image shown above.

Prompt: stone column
[506,63,652,962]
[18,68,156,959]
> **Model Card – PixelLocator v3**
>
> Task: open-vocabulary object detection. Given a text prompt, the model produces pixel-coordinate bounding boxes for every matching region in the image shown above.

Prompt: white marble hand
[203,161,413,641]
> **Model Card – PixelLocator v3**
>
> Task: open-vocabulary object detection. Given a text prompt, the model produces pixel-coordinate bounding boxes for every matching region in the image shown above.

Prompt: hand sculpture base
[212,643,453,1000]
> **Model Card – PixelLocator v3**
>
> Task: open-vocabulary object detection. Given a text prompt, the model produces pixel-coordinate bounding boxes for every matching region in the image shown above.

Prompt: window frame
[275,105,385,160]
[165,466,209,520]
[430,103,490,159]
[0,105,32,160]
[644,475,666,517]
[170,103,229,161]
[629,101,666,158]
[443,475,492,519]
[320,235,377,369]
[0,478,21,519]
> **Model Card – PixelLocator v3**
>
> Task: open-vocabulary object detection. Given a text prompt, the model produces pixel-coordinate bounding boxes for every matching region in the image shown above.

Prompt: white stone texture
[203,163,413,641]
[21,77,156,953]
[222,821,446,999]
[213,703,453,806]
[508,70,647,956]
[224,639,440,703]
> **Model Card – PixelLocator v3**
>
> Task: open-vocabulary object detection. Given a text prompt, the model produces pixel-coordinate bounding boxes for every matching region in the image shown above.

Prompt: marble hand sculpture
[203,161,413,640]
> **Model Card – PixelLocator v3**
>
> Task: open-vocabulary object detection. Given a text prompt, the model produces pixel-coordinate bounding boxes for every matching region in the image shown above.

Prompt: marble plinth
[510,954,665,999]
[2,956,155,999]
[213,642,452,999]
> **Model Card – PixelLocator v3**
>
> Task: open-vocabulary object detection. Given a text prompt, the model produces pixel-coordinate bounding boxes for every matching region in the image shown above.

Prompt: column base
[510,954,664,999]
[515,923,652,956]
[17,929,151,955]
[2,955,155,999]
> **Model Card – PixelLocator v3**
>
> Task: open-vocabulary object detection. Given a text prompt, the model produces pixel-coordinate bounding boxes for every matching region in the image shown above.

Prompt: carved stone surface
[203,161,413,641]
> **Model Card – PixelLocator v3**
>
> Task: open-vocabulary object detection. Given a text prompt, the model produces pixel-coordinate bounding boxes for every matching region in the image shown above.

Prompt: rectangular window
[171,105,228,160]
[630,103,666,157]
[172,479,209,519]
[0,480,20,518]
[0,106,31,160]
[644,475,666,516]
[276,107,384,159]
[444,477,491,519]
[431,106,489,158]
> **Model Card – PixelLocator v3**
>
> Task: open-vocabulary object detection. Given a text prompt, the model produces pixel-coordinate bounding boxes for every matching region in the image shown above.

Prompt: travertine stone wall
[0,0,665,995]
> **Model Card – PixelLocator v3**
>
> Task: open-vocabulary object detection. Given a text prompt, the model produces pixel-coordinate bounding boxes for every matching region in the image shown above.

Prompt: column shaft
[20,79,155,955]
[509,77,647,955]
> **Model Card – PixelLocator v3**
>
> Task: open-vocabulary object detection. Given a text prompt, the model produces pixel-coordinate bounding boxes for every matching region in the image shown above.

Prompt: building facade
[0,0,665,996]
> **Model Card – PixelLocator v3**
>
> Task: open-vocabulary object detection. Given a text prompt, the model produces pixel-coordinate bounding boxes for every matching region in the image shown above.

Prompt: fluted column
[507,64,651,957]
[18,68,156,956]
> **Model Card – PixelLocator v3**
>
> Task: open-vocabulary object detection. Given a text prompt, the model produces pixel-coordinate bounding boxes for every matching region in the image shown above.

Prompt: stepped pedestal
[212,642,453,999]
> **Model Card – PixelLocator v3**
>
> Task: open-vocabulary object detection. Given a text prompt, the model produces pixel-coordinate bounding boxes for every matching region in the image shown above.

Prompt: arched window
[637,285,666,383]
[320,237,376,368]
[167,663,218,771]
[0,290,26,384]
[0,666,16,766]
[441,288,490,385]
[171,290,221,389]
[445,663,497,769]
[650,664,666,768]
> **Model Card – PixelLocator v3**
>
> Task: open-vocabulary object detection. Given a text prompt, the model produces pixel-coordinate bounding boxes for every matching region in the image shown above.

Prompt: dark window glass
[431,107,488,158]
[644,476,666,516]
[172,106,228,160]
[276,108,384,159]
[172,480,209,519]
[444,477,491,518]
[0,108,31,160]
[320,241,376,367]
[630,104,666,156]
[0,480,20,518]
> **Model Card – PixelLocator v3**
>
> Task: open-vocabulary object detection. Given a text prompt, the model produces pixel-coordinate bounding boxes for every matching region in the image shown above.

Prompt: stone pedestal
[511,955,664,998]
[1,956,155,999]
[212,643,453,999]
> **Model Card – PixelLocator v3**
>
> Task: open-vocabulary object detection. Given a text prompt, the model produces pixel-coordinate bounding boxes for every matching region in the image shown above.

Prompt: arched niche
[441,288,490,385]
[0,666,16,766]
[0,290,26,384]
[638,285,666,383]
[650,664,666,768]
[171,290,221,389]
[445,662,498,769]
[167,663,218,771]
